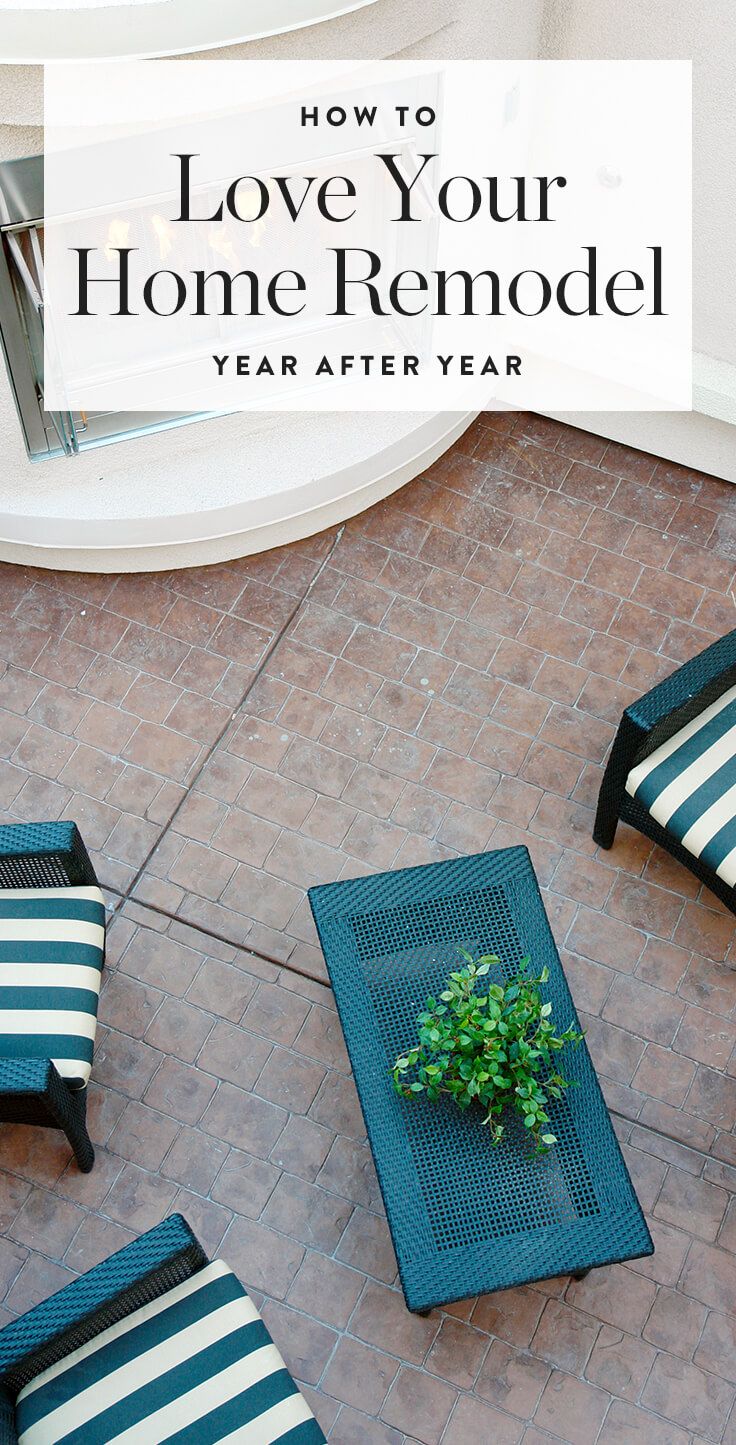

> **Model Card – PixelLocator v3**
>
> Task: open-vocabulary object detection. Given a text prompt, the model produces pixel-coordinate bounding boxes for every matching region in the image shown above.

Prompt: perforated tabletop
[308,846,653,1313]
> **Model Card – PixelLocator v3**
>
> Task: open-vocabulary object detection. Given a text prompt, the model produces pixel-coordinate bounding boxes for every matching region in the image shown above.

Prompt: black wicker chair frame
[0,1214,206,1444]
[594,628,736,912]
[0,822,103,1172]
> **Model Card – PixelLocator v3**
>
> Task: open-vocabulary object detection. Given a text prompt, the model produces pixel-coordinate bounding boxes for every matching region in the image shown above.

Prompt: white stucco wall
[534,0,736,472]
[0,0,732,574]
[0,0,504,570]
[539,1,735,372]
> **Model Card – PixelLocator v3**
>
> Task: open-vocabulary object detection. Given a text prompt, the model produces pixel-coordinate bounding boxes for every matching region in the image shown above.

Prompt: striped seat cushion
[0,886,105,1087]
[15,1260,325,1445]
[626,684,736,887]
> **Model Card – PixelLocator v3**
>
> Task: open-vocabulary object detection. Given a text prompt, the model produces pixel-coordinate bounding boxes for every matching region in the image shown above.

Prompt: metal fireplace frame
[0,153,200,462]
[0,75,440,463]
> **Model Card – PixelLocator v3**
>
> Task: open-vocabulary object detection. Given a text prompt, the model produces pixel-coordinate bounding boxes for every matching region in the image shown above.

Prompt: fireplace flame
[207,225,238,265]
[104,218,130,263]
[151,214,175,261]
[247,218,266,251]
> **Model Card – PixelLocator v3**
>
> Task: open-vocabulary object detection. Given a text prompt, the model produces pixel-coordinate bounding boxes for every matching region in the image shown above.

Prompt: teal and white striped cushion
[16,1260,325,1445]
[626,683,736,887]
[0,886,105,1087]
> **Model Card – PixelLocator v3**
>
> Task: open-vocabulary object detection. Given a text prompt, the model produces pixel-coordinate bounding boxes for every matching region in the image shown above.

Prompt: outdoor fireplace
[0,153,204,460]
[0,68,468,570]
[0,85,435,461]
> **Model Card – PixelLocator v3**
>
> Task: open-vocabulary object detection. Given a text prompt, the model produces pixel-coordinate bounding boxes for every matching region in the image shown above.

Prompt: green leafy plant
[392,949,583,1156]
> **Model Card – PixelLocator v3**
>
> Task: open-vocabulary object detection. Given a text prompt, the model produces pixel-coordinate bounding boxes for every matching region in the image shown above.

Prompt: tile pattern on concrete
[136,413,736,1164]
[0,530,334,894]
[0,905,734,1445]
[0,411,735,1442]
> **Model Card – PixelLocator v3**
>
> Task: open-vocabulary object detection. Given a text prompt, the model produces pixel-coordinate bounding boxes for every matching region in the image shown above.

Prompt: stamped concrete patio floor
[0,412,736,1443]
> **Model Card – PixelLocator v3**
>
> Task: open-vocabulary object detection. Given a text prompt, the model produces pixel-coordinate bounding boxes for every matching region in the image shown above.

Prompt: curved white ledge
[0,0,376,64]
[0,409,474,571]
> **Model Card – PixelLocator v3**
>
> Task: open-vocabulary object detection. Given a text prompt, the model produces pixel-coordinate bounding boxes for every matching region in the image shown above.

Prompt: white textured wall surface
[0,120,39,159]
[0,0,542,121]
[0,0,482,568]
[540,0,736,374]
[0,64,39,125]
[0,0,732,572]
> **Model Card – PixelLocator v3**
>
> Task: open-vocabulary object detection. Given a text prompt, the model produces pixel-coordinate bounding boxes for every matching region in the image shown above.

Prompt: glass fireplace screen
[0,124,425,460]
[0,153,198,462]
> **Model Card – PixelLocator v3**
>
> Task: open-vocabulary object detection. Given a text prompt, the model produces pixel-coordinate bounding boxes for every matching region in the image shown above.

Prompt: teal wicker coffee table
[308,846,653,1314]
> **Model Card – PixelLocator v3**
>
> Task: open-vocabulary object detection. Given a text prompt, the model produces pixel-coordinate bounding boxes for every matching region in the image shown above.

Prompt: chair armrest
[0,823,98,890]
[627,627,736,737]
[594,629,736,848]
[0,1215,206,1399]
[0,1059,83,1120]
[0,1061,55,1097]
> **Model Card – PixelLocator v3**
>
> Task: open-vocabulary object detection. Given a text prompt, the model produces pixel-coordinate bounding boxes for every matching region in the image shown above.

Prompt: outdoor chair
[594,628,736,912]
[0,821,105,1172]
[0,1213,325,1445]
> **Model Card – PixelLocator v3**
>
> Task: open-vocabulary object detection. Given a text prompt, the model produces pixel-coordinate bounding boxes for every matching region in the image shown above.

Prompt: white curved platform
[0,0,376,63]
[0,402,473,571]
